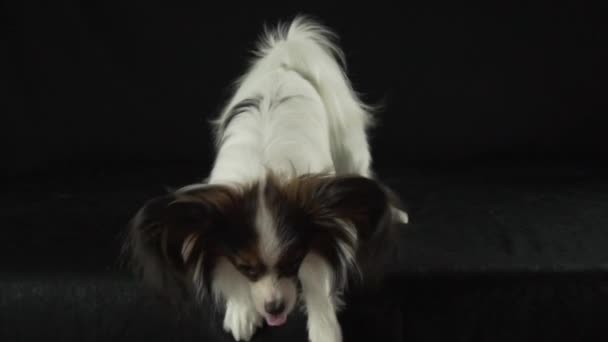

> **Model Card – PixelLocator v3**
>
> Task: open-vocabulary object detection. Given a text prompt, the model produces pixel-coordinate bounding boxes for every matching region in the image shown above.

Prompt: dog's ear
[311,176,406,287]
[123,186,235,301]
[314,176,393,240]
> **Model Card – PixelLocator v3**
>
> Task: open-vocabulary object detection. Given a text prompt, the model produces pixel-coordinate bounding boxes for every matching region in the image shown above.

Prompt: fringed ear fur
[123,185,237,304]
[284,174,404,290]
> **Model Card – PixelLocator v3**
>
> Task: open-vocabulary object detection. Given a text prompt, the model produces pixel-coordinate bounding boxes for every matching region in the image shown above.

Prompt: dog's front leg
[299,253,342,342]
[212,258,262,341]
[222,296,263,341]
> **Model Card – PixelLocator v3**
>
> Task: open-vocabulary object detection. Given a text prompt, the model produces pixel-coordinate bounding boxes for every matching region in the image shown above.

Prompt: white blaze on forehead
[255,186,282,265]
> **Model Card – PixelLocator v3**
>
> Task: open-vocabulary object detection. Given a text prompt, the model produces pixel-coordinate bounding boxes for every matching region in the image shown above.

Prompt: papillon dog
[125,15,408,342]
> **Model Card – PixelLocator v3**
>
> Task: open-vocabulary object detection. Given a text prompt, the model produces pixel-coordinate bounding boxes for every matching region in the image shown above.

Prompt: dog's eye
[238,264,262,279]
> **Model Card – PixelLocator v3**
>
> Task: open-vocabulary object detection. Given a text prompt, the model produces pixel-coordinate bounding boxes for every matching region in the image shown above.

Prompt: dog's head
[124,173,402,326]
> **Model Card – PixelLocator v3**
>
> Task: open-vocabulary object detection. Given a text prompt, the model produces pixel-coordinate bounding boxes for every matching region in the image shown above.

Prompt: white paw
[223,299,263,341]
[308,317,342,342]
[392,207,409,224]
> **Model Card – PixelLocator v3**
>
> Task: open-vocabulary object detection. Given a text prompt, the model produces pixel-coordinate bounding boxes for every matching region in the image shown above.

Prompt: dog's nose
[264,300,285,315]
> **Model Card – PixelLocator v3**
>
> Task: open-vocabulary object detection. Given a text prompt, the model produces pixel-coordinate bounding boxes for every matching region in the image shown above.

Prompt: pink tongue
[265,314,287,327]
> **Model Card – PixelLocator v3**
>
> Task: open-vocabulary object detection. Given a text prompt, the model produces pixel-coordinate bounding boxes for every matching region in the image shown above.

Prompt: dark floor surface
[2,162,607,341]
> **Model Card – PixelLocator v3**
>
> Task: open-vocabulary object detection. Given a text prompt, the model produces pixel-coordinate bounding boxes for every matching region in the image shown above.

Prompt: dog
[124,15,408,342]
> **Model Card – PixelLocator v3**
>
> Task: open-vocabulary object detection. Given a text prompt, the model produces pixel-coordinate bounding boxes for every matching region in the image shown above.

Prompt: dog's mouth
[265,313,287,327]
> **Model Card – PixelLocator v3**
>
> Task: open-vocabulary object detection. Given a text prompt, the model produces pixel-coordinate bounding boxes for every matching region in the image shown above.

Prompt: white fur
[199,16,406,342]
[212,258,262,341]
[255,184,282,264]
[250,273,298,323]
[181,233,199,262]
[332,218,360,288]
[207,16,373,185]
[299,252,342,342]
[251,187,299,322]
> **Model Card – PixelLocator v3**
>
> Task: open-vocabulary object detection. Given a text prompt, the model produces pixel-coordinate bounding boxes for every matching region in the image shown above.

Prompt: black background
[3,4,608,341]
[4,2,607,180]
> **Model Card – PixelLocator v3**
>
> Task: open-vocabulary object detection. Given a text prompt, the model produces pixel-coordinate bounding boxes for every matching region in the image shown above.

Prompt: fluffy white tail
[217,15,375,176]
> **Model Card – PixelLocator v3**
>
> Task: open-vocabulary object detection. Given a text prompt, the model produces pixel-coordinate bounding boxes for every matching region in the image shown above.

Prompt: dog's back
[208,16,374,185]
